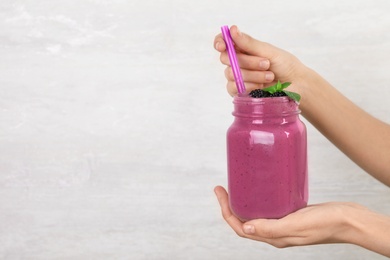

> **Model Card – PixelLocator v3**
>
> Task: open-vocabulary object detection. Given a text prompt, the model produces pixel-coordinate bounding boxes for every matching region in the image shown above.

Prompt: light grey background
[1,0,390,259]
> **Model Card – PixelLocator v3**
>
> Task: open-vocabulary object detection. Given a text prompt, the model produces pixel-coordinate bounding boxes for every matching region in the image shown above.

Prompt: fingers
[241,220,292,248]
[214,25,277,59]
[220,52,270,71]
[240,205,336,248]
[214,185,347,249]
[214,186,246,237]
[241,216,308,248]
[224,66,275,96]
[214,33,226,52]
[244,219,288,239]
[226,81,266,96]
[214,186,304,248]
[224,67,274,84]
[214,25,276,97]
[229,25,279,59]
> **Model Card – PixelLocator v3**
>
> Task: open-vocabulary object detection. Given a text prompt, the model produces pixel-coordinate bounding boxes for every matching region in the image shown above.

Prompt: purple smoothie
[227,96,308,220]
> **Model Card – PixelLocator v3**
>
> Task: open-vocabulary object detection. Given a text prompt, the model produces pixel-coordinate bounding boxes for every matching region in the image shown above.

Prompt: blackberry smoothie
[227,96,308,220]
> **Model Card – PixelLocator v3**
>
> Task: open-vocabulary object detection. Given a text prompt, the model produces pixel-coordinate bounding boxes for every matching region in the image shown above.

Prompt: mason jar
[227,96,308,220]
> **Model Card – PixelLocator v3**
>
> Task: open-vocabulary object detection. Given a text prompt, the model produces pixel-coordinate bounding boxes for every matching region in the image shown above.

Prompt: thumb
[243,219,286,239]
[230,25,279,59]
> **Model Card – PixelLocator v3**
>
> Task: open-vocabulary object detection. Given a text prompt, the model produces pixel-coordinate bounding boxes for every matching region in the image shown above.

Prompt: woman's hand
[213,25,309,97]
[214,26,390,186]
[214,185,390,257]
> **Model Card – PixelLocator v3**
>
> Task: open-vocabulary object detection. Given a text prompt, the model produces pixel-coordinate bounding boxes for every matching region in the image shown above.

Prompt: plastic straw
[221,25,246,95]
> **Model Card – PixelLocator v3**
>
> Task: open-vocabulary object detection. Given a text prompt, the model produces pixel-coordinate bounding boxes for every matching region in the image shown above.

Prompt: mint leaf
[263,83,278,94]
[284,90,301,102]
[263,80,290,93]
[281,82,291,90]
[262,80,301,102]
[276,80,282,92]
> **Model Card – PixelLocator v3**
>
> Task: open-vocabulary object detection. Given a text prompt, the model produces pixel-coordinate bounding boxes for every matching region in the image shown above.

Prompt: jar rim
[232,96,301,118]
[233,96,293,104]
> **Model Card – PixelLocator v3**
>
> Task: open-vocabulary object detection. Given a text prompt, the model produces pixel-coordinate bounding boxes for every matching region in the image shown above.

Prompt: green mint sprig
[263,80,301,102]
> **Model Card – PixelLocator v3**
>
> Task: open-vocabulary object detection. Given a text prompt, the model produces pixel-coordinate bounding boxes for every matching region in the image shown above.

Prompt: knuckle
[235,230,244,238]
[219,54,224,63]
[222,213,232,222]
[226,82,236,96]
[220,52,229,65]
[224,67,233,80]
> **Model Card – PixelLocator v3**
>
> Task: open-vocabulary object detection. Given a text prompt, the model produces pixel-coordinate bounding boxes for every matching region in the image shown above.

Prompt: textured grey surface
[1,0,390,259]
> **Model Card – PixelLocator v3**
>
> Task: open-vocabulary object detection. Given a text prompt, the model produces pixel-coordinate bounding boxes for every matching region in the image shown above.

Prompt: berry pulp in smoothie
[227,96,308,220]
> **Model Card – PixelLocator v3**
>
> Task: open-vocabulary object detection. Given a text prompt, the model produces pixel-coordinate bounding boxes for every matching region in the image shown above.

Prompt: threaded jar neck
[232,96,300,118]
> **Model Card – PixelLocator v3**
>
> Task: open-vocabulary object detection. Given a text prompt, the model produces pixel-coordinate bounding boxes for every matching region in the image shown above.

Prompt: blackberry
[249,89,271,98]
[270,91,287,97]
[249,89,287,98]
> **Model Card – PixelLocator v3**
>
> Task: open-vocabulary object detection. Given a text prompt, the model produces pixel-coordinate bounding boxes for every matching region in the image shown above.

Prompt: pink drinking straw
[221,25,246,95]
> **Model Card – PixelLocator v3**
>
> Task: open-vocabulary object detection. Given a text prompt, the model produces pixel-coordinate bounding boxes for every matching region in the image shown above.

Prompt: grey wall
[1,0,390,259]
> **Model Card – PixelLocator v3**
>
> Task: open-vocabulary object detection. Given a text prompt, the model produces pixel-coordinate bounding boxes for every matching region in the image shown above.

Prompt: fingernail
[215,41,220,50]
[214,189,221,201]
[260,60,270,69]
[265,72,274,81]
[236,26,242,36]
[243,224,255,234]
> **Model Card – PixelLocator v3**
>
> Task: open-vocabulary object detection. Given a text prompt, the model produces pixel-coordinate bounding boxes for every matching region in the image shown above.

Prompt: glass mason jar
[227,96,308,220]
